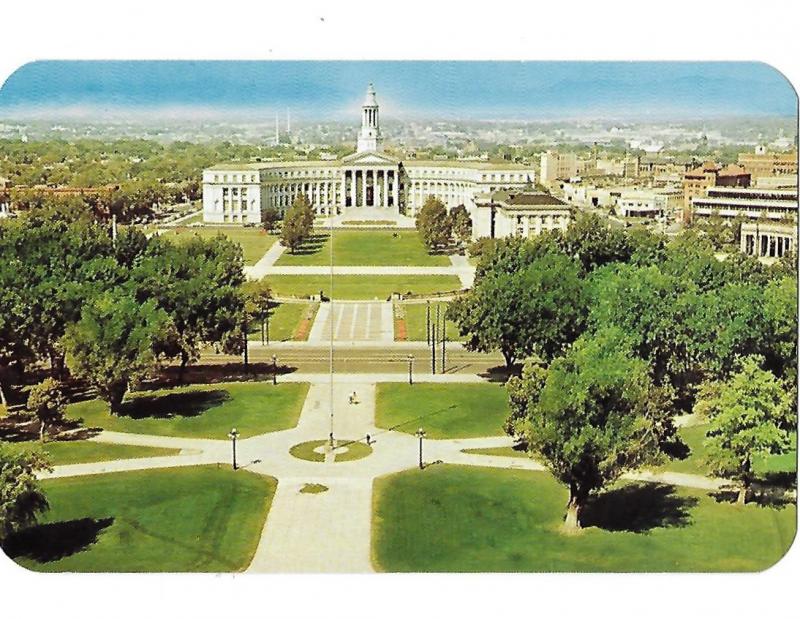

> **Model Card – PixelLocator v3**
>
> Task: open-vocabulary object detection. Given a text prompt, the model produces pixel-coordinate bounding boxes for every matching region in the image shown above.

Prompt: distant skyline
[0,61,797,122]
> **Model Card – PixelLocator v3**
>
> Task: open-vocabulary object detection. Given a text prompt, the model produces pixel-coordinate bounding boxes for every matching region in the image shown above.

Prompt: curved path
[37,373,736,573]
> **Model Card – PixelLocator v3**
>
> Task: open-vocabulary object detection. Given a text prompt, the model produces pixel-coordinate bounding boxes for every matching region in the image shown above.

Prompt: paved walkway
[307,302,393,343]
[36,372,742,572]
[245,241,287,279]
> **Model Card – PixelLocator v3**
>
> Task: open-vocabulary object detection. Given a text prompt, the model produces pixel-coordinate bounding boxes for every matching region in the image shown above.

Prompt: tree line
[450,214,797,530]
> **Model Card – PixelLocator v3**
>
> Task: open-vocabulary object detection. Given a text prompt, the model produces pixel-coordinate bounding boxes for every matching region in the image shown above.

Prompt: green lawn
[163,226,277,265]
[247,303,312,342]
[2,440,179,466]
[398,302,461,341]
[67,382,309,439]
[655,424,797,476]
[372,465,796,572]
[266,275,462,300]
[275,230,450,266]
[5,466,275,572]
[375,383,509,439]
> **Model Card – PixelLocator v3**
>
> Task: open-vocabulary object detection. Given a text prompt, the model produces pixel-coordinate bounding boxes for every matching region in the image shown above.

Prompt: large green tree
[281,194,314,253]
[25,378,67,442]
[65,291,169,413]
[131,234,245,380]
[416,196,452,252]
[0,445,51,544]
[697,356,795,504]
[448,204,472,247]
[449,251,586,368]
[508,329,662,531]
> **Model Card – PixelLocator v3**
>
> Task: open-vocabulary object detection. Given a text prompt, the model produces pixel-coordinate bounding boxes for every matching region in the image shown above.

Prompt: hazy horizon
[0,61,797,124]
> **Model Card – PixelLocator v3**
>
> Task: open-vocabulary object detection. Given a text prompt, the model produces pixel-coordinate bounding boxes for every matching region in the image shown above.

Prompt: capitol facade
[202,84,536,234]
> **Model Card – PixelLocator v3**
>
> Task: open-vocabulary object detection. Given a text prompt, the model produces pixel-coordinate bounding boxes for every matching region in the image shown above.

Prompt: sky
[0,61,796,122]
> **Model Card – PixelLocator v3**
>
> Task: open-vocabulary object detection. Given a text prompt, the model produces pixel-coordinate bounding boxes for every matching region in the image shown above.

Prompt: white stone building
[616,188,683,219]
[202,84,534,224]
[473,190,572,239]
[740,221,796,260]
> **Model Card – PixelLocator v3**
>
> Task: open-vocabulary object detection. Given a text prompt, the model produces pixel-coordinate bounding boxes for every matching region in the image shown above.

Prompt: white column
[361,169,367,207]
[350,171,356,207]
[382,170,388,208]
[341,174,347,211]
[392,171,399,212]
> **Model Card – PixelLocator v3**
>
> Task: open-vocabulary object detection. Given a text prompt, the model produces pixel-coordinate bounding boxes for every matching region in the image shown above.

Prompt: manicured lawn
[655,424,797,476]
[372,465,796,572]
[375,383,509,439]
[163,226,277,265]
[397,302,461,341]
[275,230,450,266]
[66,382,309,439]
[266,275,462,300]
[247,303,312,342]
[2,440,179,465]
[5,466,275,572]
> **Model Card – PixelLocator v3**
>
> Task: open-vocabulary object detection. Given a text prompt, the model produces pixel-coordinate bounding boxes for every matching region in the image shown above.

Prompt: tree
[131,234,245,381]
[762,275,798,383]
[415,196,452,252]
[25,378,67,442]
[243,278,274,345]
[261,206,282,233]
[65,291,169,414]
[449,251,587,368]
[448,204,472,247]
[698,356,795,504]
[509,329,661,531]
[558,212,633,272]
[0,445,51,544]
[281,194,314,253]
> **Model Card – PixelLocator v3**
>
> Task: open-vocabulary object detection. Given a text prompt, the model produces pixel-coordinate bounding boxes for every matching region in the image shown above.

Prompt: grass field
[275,230,450,267]
[1,440,179,465]
[162,226,277,265]
[397,302,461,341]
[247,303,312,342]
[6,466,275,572]
[655,424,797,476]
[265,274,462,300]
[372,465,796,572]
[375,383,509,439]
[66,382,309,439]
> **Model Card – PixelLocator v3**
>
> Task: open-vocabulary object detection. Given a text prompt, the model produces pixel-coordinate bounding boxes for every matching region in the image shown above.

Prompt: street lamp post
[426,300,431,346]
[272,354,278,385]
[431,322,437,375]
[407,354,414,385]
[228,428,240,470]
[415,427,426,469]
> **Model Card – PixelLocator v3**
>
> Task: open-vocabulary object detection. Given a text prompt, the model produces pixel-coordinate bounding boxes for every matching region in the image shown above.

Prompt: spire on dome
[363,83,378,107]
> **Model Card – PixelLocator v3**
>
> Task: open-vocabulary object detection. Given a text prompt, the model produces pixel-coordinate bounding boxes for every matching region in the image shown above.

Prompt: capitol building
[202,84,536,234]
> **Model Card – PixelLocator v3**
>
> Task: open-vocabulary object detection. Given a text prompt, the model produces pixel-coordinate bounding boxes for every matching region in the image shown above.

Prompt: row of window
[210,169,532,183]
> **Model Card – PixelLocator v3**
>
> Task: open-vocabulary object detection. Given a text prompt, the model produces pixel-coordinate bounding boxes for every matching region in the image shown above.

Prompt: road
[198,345,506,375]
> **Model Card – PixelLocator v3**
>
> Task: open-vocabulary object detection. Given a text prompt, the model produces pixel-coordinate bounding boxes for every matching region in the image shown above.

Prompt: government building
[202,84,535,236]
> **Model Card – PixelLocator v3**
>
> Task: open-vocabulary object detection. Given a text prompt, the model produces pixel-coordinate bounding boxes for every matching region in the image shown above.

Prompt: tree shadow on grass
[118,390,231,420]
[290,233,329,256]
[710,473,796,509]
[3,517,114,563]
[582,483,699,533]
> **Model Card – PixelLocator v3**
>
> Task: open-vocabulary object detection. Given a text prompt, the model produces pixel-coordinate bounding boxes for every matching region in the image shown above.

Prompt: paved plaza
[38,370,735,573]
[308,302,393,343]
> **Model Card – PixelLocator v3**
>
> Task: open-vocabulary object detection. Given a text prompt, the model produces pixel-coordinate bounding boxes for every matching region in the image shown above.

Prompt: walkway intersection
[39,371,735,573]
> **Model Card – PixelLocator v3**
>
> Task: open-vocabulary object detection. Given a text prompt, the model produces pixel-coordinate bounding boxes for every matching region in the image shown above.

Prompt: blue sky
[0,61,796,121]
